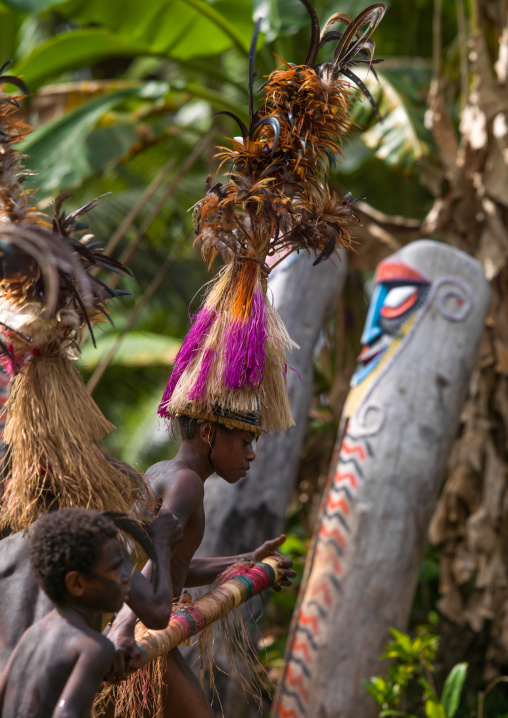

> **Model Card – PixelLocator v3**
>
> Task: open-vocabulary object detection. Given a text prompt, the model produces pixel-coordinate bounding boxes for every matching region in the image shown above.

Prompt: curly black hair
[29,508,118,605]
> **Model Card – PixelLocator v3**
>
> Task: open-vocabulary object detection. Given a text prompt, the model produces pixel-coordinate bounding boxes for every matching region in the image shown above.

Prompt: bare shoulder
[79,631,115,667]
[146,461,204,498]
[145,460,174,484]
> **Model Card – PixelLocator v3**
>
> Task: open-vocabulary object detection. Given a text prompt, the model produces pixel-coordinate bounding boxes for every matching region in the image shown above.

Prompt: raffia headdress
[0,64,148,532]
[158,2,386,436]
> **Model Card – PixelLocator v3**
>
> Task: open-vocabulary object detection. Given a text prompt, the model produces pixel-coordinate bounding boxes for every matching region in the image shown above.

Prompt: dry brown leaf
[454,426,489,473]
[426,79,460,182]
[460,96,488,151]
[495,339,508,374]
[466,506,497,554]
[477,226,508,280]
[495,28,508,83]
[500,609,508,653]
[484,137,508,208]
[437,588,465,624]
[476,331,496,369]
[476,552,507,589]
[493,377,508,426]
[451,545,477,584]
[462,589,494,630]
[473,32,508,119]
[482,439,506,518]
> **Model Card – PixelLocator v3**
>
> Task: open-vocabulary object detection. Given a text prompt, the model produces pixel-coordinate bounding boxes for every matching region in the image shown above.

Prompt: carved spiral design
[432,277,473,322]
[351,402,385,437]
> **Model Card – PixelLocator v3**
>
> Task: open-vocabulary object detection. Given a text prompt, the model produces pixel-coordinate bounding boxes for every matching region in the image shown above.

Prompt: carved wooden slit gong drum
[273,240,491,718]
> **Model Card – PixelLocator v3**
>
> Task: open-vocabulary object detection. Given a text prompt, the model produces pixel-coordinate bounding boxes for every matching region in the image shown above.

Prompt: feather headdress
[158,2,386,435]
[0,65,148,532]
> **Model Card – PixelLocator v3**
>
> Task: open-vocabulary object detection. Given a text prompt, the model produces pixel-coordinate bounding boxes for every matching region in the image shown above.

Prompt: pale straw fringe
[165,264,296,433]
[0,355,148,531]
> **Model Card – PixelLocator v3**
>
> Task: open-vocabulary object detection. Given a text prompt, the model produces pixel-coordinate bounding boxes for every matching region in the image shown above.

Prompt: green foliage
[2,0,56,10]
[12,29,148,88]
[441,664,468,718]
[349,67,432,174]
[79,331,180,368]
[21,82,168,192]
[253,0,309,41]
[0,3,24,61]
[365,618,468,718]
[8,0,256,90]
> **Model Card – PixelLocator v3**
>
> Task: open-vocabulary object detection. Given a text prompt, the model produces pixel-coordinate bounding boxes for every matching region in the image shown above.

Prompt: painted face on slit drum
[350,261,432,388]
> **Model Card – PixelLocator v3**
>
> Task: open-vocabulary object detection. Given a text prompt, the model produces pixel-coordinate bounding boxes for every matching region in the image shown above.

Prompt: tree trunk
[422,10,508,688]
[184,250,348,714]
[273,241,491,718]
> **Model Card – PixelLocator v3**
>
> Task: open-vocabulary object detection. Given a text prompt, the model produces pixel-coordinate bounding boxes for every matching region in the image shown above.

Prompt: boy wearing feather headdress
[106,415,296,717]
[0,64,188,674]
[106,2,387,712]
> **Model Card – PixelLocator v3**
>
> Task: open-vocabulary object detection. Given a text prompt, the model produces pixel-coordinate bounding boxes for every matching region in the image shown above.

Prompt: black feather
[297,0,321,66]
[212,111,249,140]
[333,4,386,73]
[248,18,263,131]
[341,67,382,120]
[250,117,281,155]
[0,74,30,96]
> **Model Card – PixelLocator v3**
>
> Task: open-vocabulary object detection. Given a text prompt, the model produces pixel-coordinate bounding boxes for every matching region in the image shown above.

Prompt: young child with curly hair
[0,507,179,718]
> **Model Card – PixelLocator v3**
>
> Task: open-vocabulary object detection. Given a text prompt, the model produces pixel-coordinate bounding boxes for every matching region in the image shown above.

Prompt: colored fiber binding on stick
[134,556,282,666]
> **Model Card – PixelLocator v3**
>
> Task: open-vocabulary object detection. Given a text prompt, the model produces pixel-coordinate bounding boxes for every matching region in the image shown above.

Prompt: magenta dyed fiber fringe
[158,288,269,415]
[157,308,215,418]
[224,289,266,390]
[188,347,215,401]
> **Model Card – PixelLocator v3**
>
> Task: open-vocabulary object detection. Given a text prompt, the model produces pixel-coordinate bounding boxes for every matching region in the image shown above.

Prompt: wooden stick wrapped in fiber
[97,557,283,717]
[135,556,283,666]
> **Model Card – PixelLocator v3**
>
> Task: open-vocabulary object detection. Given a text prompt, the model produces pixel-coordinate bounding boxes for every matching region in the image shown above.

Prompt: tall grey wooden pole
[273,241,491,718]
[184,251,347,713]
[199,250,348,556]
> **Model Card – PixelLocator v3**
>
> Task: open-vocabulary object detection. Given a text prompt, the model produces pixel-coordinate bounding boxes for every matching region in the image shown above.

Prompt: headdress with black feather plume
[0,67,150,532]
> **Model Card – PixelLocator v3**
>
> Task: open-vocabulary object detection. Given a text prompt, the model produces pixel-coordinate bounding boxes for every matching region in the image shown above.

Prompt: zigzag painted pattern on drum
[275,428,371,717]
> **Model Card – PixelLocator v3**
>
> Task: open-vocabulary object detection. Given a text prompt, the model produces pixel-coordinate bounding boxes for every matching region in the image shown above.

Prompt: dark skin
[0,537,130,718]
[0,507,183,677]
[108,422,296,718]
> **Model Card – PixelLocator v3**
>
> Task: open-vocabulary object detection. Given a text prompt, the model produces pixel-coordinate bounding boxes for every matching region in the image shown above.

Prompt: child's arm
[103,510,182,679]
[125,508,183,629]
[185,534,297,589]
[106,470,202,680]
[51,638,114,718]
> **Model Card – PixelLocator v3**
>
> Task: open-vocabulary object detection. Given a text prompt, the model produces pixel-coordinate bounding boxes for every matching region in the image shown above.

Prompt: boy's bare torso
[0,609,113,718]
